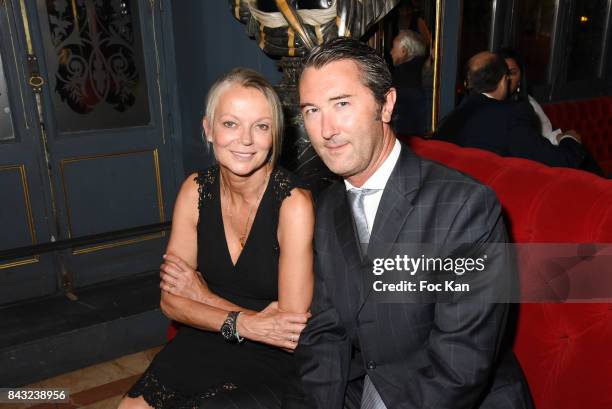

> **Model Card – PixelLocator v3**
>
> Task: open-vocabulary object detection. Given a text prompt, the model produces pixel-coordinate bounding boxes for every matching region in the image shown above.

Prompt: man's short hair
[300,37,393,107]
[397,30,427,58]
[465,53,508,94]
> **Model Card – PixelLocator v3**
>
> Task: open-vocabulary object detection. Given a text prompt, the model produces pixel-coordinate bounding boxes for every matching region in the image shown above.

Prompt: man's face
[299,60,395,182]
[390,36,407,66]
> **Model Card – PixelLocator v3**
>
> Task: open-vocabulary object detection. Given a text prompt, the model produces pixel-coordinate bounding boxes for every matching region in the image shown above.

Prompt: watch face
[221,323,235,342]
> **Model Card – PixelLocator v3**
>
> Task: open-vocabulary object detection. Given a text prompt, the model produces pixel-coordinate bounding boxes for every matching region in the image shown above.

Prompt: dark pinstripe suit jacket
[284,143,533,409]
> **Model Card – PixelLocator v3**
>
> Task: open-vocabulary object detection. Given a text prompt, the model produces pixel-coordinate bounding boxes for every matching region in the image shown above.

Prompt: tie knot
[348,188,379,198]
[346,188,379,247]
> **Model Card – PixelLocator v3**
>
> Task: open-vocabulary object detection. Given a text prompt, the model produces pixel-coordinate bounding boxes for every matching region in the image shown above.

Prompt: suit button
[366,360,376,370]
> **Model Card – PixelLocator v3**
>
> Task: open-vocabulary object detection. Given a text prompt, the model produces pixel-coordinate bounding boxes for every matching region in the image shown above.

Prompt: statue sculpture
[230,0,399,193]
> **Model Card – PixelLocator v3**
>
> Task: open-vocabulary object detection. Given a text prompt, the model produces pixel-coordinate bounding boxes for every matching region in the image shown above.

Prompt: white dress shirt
[344,139,401,234]
[528,95,562,144]
[484,93,577,145]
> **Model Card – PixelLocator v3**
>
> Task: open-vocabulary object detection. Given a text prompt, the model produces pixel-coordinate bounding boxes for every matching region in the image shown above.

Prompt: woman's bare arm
[159,173,233,329]
[277,187,315,313]
[160,173,251,331]
[160,176,311,348]
[237,187,314,348]
[161,173,199,275]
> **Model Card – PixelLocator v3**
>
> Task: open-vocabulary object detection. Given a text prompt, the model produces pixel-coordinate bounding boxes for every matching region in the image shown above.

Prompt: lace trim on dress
[194,166,296,210]
[194,166,218,212]
[271,167,295,202]
[127,371,239,409]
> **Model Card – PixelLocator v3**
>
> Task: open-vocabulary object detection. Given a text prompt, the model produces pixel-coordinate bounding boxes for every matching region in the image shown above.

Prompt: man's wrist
[559,134,580,144]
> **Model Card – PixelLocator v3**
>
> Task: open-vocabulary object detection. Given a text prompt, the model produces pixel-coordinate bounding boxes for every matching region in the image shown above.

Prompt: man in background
[434,51,587,169]
[390,30,429,135]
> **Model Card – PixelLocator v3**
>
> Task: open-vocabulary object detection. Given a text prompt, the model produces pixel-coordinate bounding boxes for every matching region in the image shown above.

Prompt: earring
[201,129,213,143]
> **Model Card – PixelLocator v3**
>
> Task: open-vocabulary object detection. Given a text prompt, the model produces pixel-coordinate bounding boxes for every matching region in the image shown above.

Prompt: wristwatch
[220,311,244,344]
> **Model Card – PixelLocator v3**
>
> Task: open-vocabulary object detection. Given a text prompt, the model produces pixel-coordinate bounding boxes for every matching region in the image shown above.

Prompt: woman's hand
[160,254,210,303]
[238,302,310,351]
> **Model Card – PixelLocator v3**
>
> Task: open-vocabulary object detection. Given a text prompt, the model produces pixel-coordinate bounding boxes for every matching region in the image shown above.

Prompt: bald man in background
[434,51,587,169]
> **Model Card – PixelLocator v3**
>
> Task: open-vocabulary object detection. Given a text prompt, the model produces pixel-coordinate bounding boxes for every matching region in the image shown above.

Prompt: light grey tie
[346,188,379,245]
[347,188,387,408]
[361,375,387,409]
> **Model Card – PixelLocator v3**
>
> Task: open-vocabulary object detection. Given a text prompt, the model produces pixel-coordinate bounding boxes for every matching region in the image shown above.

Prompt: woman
[499,47,580,145]
[499,47,604,176]
[119,68,315,408]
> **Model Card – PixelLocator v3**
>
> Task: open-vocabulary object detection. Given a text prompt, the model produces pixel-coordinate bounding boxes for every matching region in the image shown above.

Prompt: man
[390,30,427,87]
[284,38,532,409]
[434,51,587,169]
[389,30,429,135]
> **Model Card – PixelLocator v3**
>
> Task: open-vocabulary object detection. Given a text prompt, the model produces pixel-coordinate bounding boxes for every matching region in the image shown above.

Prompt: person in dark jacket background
[434,51,588,169]
[390,30,429,135]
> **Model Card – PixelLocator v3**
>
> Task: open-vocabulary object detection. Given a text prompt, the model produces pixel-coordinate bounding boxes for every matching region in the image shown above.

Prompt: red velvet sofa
[542,96,612,175]
[406,136,612,409]
[167,135,612,408]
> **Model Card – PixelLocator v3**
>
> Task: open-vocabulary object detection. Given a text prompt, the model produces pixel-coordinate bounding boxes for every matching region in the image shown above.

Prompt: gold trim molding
[0,164,39,269]
[18,0,33,54]
[72,232,165,255]
[431,0,443,132]
[59,149,166,255]
[0,257,40,269]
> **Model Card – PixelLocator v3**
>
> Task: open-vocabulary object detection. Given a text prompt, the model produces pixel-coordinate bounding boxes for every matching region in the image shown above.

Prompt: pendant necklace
[222,168,270,249]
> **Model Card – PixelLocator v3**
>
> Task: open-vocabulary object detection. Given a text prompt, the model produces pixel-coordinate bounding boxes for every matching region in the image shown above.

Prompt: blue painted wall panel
[171,1,281,175]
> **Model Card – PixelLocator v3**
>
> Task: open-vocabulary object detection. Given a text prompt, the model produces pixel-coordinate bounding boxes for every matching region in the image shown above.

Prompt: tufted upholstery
[167,136,612,408]
[542,96,612,175]
[405,136,612,409]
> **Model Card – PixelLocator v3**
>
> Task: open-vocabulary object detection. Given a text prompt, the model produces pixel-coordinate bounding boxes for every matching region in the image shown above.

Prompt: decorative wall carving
[46,0,140,114]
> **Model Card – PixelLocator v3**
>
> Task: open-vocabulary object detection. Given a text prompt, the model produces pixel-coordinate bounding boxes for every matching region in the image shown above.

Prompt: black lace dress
[127,165,304,408]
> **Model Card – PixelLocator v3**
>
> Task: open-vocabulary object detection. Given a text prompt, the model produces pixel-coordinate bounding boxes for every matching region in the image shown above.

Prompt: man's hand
[160,254,210,303]
[557,129,582,144]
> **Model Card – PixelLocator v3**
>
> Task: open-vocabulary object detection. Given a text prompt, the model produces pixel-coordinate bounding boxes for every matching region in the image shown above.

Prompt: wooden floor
[3,346,162,409]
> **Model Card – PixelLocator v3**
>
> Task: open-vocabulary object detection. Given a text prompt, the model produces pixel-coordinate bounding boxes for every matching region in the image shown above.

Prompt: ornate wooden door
[0,0,178,304]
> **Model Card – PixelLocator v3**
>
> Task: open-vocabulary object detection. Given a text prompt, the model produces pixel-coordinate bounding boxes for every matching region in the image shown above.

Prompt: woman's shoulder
[270,165,310,203]
[192,165,219,188]
[271,167,313,224]
[185,165,219,210]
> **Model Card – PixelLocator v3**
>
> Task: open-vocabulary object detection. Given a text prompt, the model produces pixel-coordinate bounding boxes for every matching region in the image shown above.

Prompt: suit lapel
[358,144,423,312]
[331,185,365,302]
[333,188,362,264]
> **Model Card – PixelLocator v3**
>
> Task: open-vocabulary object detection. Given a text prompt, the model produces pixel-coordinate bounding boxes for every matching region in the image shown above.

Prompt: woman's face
[204,84,273,176]
[505,57,521,95]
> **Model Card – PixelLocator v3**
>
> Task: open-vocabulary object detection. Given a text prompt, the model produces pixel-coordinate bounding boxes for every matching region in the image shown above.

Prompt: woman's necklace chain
[222,168,270,249]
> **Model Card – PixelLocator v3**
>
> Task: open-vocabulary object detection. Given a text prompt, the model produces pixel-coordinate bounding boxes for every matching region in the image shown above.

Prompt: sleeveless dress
[127,165,305,408]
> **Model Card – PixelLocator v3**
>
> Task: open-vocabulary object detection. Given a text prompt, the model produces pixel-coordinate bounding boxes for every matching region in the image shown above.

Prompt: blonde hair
[204,68,284,167]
